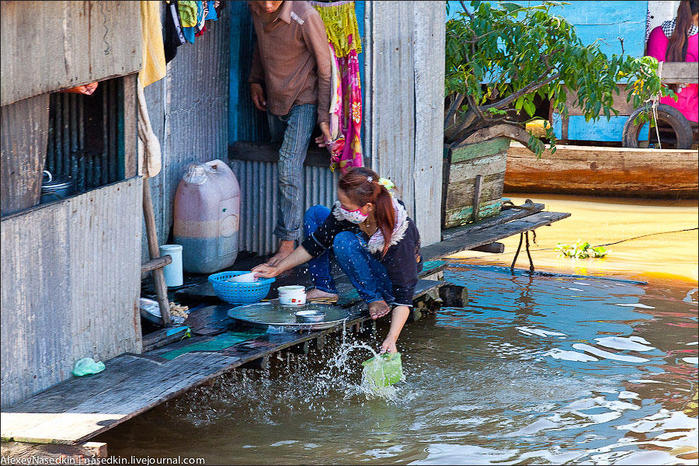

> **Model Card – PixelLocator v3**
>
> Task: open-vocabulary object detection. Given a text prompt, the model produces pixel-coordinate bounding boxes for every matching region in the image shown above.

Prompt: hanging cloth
[137,85,162,178]
[311,1,363,173]
[138,0,167,88]
[163,0,186,63]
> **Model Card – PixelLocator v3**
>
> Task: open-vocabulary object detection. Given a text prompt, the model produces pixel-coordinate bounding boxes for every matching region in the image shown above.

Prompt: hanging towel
[178,0,198,27]
[139,0,167,88]
[137,85,162,178]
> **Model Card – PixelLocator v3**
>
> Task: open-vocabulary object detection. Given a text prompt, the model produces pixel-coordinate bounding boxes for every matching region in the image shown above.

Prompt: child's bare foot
[306,289,339,302]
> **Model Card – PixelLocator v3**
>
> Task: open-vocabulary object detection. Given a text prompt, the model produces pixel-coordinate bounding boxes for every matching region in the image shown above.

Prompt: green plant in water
[444,1,675,155]
[556,241,608,259]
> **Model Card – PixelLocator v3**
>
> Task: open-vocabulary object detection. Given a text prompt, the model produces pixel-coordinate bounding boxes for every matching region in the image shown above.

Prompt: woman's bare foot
[368,300,391,320]
[267,240,295,266]
[306,288,339,302]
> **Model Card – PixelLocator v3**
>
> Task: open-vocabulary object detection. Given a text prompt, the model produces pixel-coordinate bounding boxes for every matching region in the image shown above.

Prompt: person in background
[646,0,698,123]
[248,1,333,266]
[253,167,423,354]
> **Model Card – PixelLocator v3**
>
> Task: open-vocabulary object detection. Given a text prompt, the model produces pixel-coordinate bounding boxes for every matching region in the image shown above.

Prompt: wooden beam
[141,255,172,277]
[142,177,170,325]
[122,73,138,178]
[441,202,544,241]
[660,62,698,84]
[229,142,331,167]
[470,242,505,253]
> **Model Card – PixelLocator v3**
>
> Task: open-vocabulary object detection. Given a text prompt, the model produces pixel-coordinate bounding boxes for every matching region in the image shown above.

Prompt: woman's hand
[380,335,398,354]
[252,263,281,278]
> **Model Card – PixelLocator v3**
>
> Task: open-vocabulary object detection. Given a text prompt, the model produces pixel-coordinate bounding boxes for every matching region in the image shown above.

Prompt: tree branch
[455,123,544,154]
[459,0,474,20]
[444,93,465,128]
[481,70,559,111]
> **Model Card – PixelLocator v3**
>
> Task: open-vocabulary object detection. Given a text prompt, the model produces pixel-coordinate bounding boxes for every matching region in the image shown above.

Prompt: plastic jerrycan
[173,160,240,273]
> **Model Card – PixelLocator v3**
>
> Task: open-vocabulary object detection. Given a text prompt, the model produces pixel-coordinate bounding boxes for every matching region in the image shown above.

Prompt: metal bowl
[295,310,326,323]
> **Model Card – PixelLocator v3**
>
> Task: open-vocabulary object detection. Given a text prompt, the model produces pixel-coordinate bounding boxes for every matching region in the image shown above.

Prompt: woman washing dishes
[253,167,422,354]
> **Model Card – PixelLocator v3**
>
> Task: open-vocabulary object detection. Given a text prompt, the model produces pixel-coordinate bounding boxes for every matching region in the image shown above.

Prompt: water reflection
[99,265,697,464]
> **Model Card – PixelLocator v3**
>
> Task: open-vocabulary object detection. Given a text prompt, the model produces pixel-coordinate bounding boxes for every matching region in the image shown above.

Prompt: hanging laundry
[196,1,208,32]
[311,1,363,173]
[206,1,218,20]
[179,0,199,43]
[163,0,186,63]
[138,0,167,88]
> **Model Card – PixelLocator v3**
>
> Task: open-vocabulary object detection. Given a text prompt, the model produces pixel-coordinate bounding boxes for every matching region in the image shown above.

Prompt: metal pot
[41,170,74,204]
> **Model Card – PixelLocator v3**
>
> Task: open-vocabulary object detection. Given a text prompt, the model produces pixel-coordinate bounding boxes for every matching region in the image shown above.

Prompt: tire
[622,103,694,149]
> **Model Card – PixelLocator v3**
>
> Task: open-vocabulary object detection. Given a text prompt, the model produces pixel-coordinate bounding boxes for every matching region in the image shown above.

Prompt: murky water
[99,264,697,464]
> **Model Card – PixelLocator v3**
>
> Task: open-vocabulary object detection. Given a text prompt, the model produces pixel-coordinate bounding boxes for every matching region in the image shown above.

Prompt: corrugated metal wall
[230,160,338,255]
[1,178,143,408]
[0,94,50,216]
[143,4,231,260]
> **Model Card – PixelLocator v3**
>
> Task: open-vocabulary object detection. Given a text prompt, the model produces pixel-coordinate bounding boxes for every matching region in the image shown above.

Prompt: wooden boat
[505,142,699,199]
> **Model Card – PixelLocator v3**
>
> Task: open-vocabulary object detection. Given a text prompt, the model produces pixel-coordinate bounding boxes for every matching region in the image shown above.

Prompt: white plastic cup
[278,285,306,306]
[160,244,183,287]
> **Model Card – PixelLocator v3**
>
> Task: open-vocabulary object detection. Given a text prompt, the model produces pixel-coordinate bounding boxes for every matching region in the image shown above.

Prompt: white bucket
[278,285,306,306]
[160,244,184,287]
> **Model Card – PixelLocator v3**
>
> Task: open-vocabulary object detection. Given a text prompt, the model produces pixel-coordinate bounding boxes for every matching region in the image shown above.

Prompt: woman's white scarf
[333,197,409,254]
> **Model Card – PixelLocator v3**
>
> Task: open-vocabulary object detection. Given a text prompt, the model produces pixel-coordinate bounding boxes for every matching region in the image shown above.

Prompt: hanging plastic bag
[72,357,106,377]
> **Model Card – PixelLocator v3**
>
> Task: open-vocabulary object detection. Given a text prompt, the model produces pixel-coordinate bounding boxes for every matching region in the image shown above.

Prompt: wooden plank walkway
[1,205,570,445]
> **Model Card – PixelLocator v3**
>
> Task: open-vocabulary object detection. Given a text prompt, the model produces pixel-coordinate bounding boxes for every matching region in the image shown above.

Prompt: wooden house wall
[0,1,142,107]
[365,1,445,246]
[0,179,143,408]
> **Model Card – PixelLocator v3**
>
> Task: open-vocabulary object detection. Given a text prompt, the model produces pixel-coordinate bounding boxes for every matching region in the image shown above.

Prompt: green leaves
[556,241,609,259]
[445,0,670,149]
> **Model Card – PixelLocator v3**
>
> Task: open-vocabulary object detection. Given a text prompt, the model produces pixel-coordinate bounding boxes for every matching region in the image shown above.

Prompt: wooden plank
[445,173,504,211]
[447,152,508,184]
[450,137,510,163]
[441,202,545,241]
[444,199,502,229]
[412,2,445,246]
[0,1,142,106]
[141,255,172,276]
[506,142,699,198]
[2,441,108,460]
[425,211,571,260]
[660,62,698,84]
[122,74,138,178]
[369,1,416,218]
[471,242,505,253]
[561,84,637,116]
[1,93,50,216]
[1,352,239,444]
[229,142,332,167]
[1,179,142,408]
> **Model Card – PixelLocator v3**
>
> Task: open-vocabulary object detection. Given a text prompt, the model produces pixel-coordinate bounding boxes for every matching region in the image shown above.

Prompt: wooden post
[142,177,170,326]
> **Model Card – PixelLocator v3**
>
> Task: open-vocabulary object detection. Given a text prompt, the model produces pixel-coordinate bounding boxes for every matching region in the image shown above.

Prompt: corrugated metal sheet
[1,93,50,216]
[228,2,269,144]
[143,5,231,261]
[0,1,142,106]
[230,160,338,255]
[0,178,142,408]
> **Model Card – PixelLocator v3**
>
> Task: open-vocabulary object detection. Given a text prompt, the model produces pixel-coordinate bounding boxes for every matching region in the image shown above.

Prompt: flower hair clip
[367,176,373,182]
[378,177,395,190]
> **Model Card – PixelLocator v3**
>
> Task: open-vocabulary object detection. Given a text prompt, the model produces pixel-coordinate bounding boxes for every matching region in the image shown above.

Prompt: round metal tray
[227,301,350,331]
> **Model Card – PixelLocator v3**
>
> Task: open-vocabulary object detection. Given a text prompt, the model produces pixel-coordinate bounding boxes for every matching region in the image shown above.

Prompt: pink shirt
[646,26,698,122]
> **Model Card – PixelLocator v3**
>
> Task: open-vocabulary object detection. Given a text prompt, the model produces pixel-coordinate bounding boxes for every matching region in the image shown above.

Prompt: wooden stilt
[142,177,170,326]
